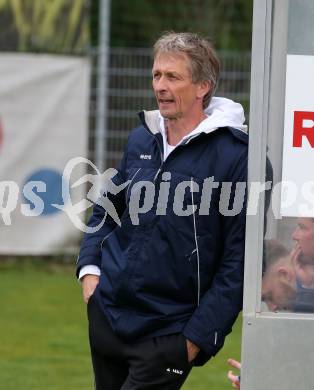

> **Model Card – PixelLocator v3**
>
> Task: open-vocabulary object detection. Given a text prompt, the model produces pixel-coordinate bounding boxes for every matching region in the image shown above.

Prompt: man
[77,32,248,389]
[228,233,314,389]
[227,240,292,390]
[292,218,314,260]
[261,219,314,312]
[291,217,314,312]
[261,239,298,311]
[292,217,314,287]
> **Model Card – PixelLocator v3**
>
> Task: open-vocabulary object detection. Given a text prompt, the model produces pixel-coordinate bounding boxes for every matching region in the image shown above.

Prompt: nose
[292,228,299,241]
[267,301,278,311]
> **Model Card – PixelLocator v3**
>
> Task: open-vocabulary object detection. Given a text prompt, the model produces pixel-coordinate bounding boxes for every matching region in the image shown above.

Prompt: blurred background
[0,1,252,389]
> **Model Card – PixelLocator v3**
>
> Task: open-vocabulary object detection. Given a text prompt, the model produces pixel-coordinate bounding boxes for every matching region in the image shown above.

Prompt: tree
[109,0,253,51]
[0,0,89,53]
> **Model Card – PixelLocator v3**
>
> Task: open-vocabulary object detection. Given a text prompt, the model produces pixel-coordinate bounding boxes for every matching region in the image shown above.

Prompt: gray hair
[153,32,220,108]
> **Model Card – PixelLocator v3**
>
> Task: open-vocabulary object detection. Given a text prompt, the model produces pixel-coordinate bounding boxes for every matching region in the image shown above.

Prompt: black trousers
[87,295,193,390]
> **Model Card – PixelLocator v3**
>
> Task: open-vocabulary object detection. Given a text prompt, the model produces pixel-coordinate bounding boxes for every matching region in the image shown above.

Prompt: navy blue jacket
[77,111,248,365]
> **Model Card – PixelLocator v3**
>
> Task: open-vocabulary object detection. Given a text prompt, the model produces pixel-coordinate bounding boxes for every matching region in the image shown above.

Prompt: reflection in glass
[262,218,314,313]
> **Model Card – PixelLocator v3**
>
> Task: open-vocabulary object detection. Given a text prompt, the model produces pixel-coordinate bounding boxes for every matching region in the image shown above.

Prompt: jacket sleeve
[76,150,128,278]
[183,149,248,364]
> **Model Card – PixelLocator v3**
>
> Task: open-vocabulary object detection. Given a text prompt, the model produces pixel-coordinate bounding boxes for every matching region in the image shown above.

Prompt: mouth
[158,98,175,104]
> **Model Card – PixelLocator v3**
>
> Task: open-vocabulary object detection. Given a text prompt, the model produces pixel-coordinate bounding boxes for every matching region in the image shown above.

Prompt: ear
[278,267,291,283]
[197,80,211,99]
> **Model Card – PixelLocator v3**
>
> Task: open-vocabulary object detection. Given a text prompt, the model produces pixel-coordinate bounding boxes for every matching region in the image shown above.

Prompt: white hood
[143,97,247,136]
[203,97,247,133]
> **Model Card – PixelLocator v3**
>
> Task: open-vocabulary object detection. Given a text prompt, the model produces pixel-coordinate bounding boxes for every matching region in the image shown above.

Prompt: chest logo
[140,154,152,160]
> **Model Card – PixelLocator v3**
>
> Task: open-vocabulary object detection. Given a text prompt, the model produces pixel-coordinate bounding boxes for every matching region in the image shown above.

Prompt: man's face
[262,260,297,311]
[152,52,209,120]
[292,218,314,258]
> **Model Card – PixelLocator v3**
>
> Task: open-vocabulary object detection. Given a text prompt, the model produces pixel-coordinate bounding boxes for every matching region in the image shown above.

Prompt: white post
[95,0,111,173]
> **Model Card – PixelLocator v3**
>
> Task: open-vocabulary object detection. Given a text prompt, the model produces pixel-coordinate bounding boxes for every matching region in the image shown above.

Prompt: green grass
[0,259,241,389]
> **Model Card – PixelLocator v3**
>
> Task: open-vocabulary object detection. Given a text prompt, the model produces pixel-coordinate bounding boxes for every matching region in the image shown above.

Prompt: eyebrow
[152,69,180,76]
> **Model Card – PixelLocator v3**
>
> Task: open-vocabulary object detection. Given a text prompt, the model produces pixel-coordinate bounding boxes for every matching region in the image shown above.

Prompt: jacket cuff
[183,323,224,358]
[78,265,101,281]
[76,254,101,278]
